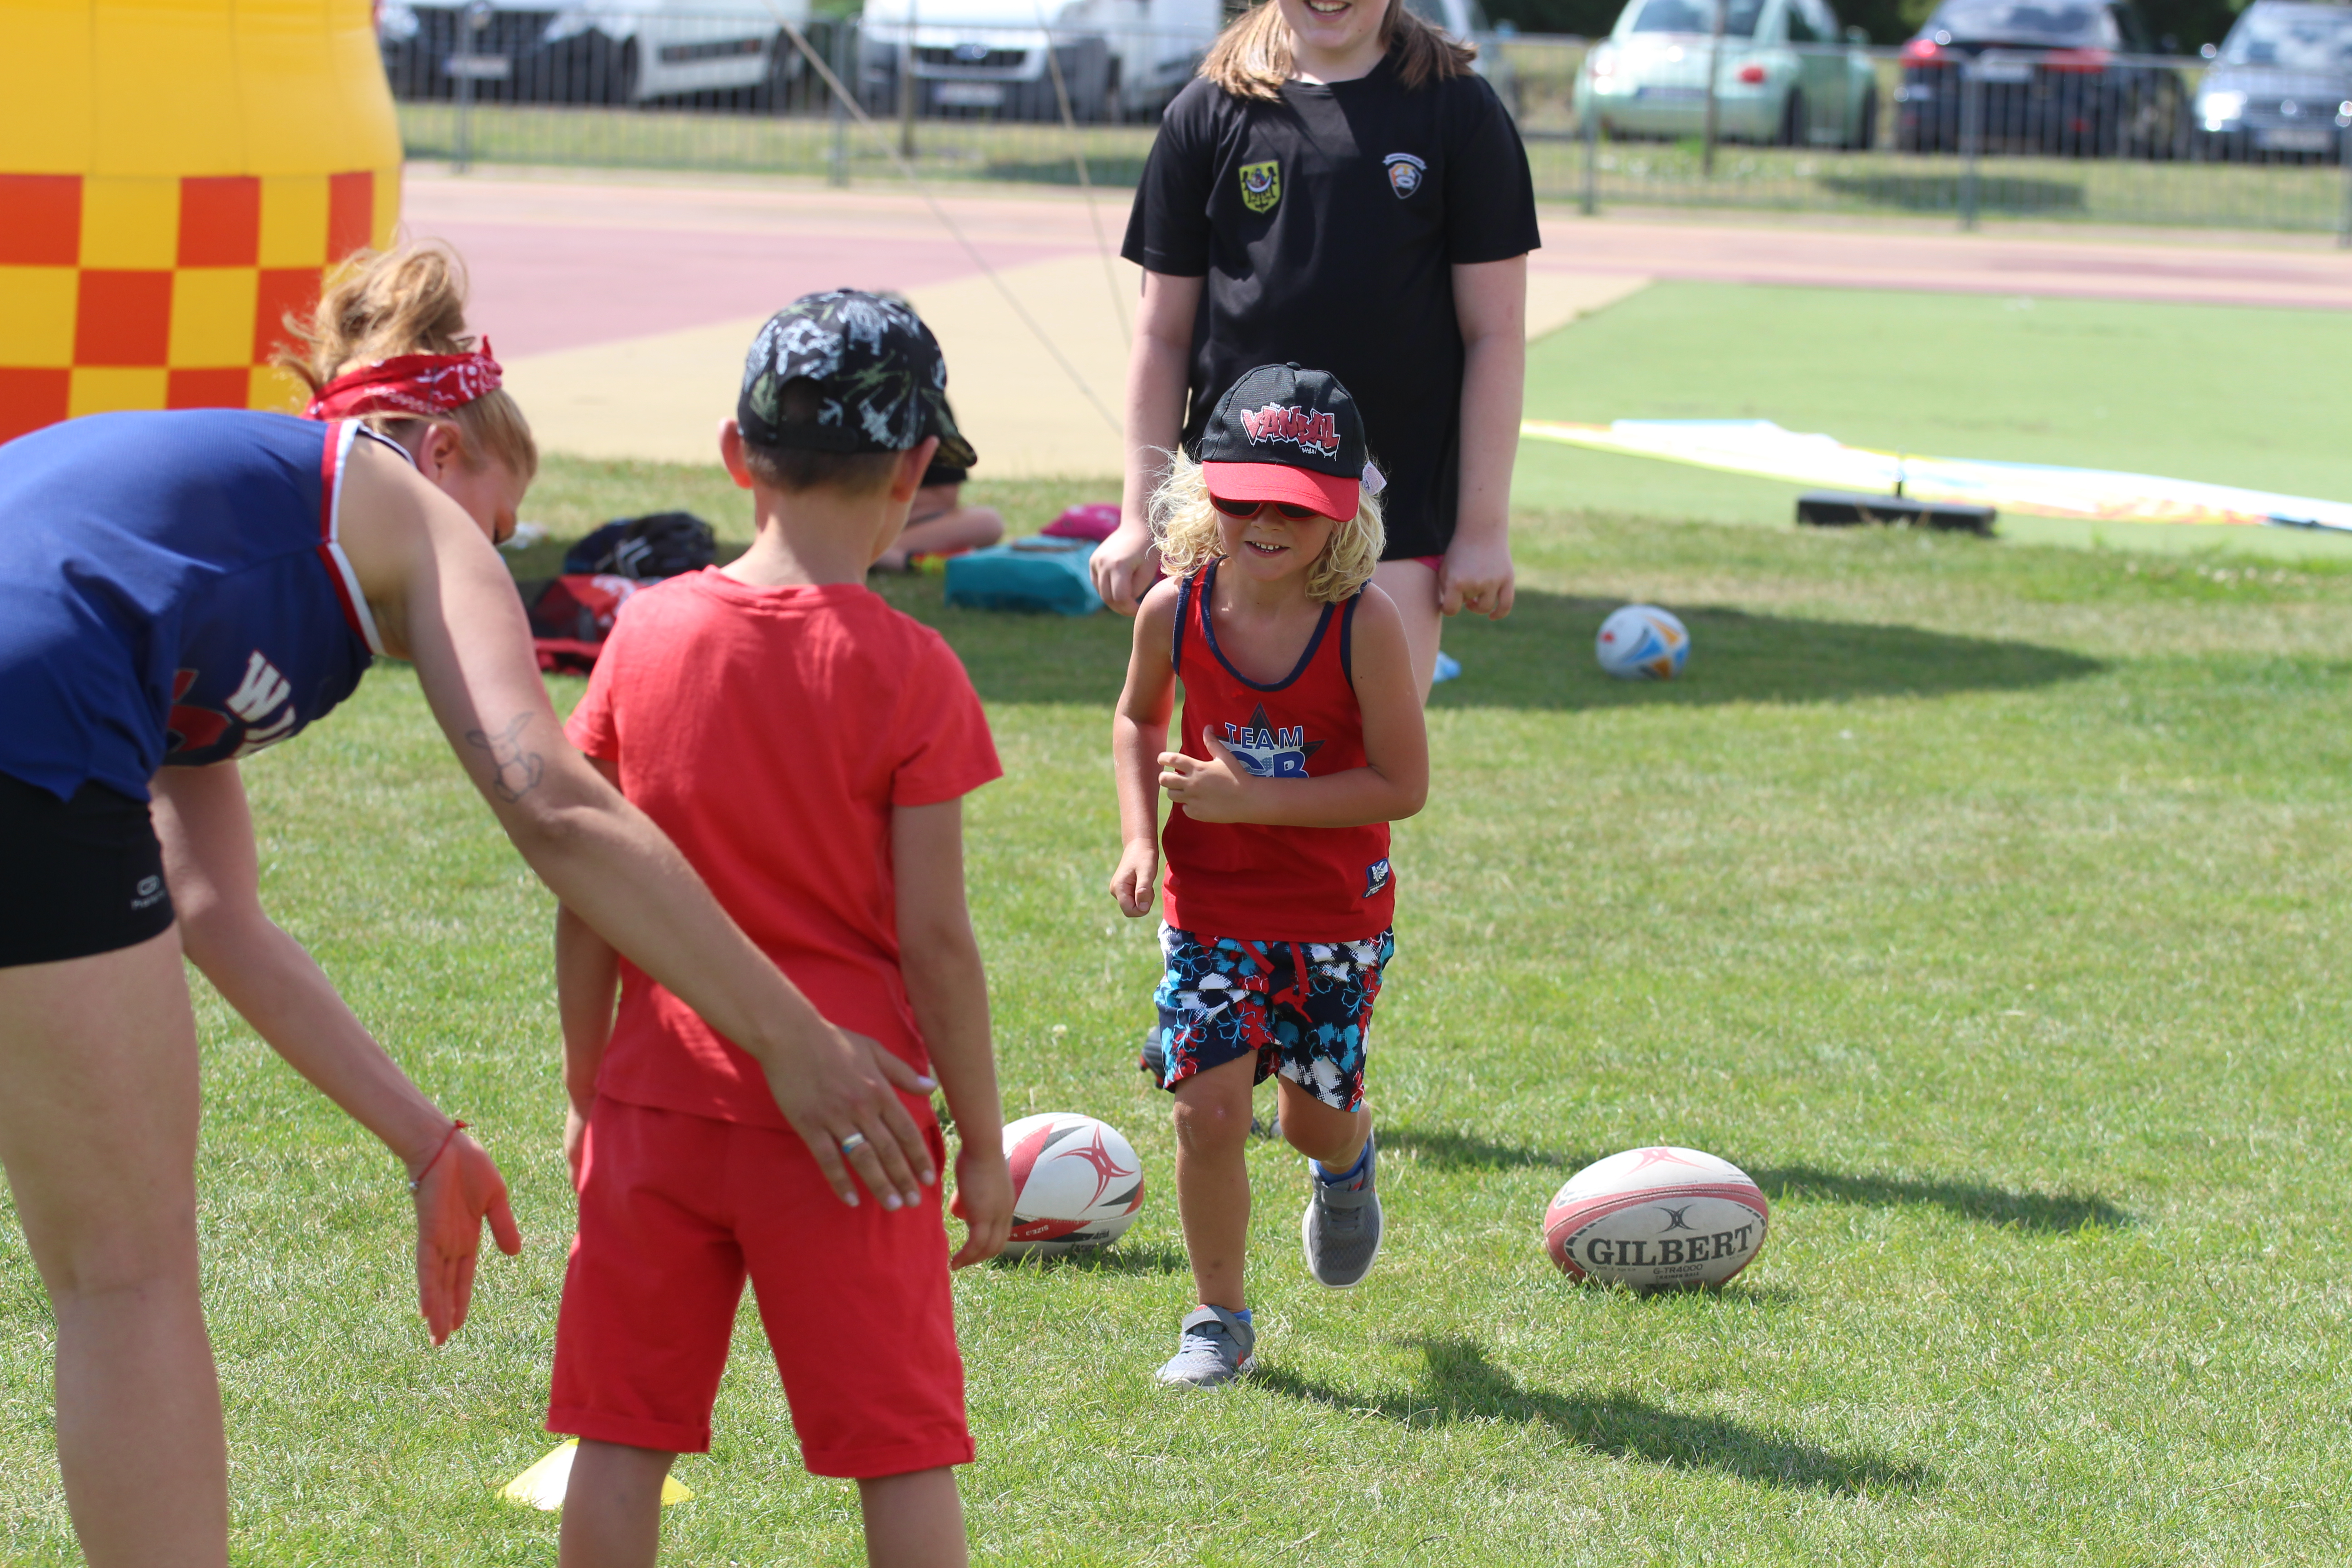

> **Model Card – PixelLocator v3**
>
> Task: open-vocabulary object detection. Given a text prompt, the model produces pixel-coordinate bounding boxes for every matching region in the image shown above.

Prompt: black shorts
[0,772,176,967]
[1378,513,1452,564]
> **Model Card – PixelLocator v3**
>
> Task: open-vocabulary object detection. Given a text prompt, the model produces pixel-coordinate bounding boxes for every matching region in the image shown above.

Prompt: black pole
[1701,0,1726,176]
[1959,60,1982,230]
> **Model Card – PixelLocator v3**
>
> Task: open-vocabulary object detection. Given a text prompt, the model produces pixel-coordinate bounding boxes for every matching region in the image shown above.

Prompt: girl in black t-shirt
[1100,0,1542,695]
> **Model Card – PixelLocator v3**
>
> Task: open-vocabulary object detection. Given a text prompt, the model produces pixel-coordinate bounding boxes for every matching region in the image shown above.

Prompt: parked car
[379,0,809,106]
[1575,0,1881,148]
[1893,0,2186,156]
[2192,0,2352,160]
[858,0,1220,122]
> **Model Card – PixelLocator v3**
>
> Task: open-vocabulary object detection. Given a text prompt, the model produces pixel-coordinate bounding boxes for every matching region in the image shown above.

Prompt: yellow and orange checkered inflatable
[0,0,402,445]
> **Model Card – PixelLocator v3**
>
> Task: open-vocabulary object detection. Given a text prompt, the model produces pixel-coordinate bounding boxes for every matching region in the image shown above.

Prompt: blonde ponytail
[274,242,538,480]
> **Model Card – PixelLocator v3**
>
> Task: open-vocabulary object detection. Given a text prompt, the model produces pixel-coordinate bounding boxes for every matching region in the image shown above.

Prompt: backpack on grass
[564,512,717,580]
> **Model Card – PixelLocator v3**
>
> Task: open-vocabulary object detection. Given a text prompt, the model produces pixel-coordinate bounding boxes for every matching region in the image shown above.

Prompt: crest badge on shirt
[1383,152,1426,199]
[1240,159,1282,214]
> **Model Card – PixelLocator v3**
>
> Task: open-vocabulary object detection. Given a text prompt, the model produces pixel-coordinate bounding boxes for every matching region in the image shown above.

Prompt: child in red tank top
[1110,365,1430,1388]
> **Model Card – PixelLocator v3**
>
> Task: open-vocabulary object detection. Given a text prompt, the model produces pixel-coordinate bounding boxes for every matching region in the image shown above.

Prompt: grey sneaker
[1153,1306,1257,1388]
[1302,1138,1382,1289]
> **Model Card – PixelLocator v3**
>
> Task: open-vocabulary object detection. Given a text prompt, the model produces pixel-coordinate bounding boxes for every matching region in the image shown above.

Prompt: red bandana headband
[303,343,502,421]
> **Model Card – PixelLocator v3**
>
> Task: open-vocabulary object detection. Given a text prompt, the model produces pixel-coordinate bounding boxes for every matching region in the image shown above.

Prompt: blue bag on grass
[943,535,1100,616]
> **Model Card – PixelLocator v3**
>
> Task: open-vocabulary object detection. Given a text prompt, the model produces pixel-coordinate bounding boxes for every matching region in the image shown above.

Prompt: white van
[380,0,813,105]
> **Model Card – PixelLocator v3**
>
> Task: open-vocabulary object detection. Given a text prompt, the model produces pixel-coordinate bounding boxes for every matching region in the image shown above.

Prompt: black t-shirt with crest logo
[1122,56,1539,558]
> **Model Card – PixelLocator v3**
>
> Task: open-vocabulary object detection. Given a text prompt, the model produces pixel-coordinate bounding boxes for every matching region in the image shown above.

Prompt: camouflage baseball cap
[737,289,978,468]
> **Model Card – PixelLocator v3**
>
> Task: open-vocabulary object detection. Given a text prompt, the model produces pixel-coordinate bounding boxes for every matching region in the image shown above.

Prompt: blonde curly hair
[1152,451,1384,606]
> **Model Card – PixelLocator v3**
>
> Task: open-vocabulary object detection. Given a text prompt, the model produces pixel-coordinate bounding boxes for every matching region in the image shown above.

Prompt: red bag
[519,573,644,672]
[1042,503,1120,542]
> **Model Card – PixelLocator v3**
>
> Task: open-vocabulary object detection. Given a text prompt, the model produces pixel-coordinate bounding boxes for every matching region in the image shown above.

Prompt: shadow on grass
[1816,172,2085,214]
[1382,1127,2130,1232]
[1433,590,2103,711]
[890,583,2102,710]
[1382,1127,1578,1172]
[1749,1166,2130,1233]
[510,564,2098,710]
[989,1240,1190,1276]
[1259,1336,1933,1494]
[514,558,2100,713]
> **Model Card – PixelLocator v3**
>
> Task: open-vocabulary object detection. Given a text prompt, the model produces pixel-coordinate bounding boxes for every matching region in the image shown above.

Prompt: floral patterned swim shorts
[1147,924,1395,1113]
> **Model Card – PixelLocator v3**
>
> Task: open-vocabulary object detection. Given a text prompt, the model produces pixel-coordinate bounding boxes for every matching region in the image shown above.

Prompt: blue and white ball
[1595,604,1690,681]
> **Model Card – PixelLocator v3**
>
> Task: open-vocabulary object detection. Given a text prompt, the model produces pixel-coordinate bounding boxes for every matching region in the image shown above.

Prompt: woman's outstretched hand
[410,1129,523,1346]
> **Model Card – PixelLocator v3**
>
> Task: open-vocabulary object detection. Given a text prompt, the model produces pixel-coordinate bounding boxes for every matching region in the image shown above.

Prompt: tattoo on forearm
[465,714,545,803]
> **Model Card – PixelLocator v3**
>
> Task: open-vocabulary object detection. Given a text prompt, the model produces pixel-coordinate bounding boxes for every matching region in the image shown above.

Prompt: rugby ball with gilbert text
[999,1113,1146,1258]
[1544,1146,1769,1291]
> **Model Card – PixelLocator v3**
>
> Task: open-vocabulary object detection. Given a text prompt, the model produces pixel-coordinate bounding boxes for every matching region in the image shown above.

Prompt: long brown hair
[1200,0,1477,101]
[274,242,538,481]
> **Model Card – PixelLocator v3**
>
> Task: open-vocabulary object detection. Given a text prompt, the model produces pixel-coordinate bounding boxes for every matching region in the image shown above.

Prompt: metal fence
[1501,35,2352,235]
[388,9,2352,237]
[392,10,1194,187]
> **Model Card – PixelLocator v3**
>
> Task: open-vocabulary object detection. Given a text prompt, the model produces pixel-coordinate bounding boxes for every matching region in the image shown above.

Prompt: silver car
[2194,0,2352,160]
[1577,0,1881,147]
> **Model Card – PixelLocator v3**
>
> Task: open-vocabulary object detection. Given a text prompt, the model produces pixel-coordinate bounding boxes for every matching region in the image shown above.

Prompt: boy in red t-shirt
[547,290,1012,1568]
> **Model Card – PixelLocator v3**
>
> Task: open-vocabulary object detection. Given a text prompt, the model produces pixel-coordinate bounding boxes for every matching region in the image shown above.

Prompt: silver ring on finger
[838,1132,869,1155]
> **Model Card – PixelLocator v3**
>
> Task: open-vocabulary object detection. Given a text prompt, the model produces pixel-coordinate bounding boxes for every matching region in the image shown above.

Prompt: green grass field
[8,282,2352,1563]
[1517,279,2352,562]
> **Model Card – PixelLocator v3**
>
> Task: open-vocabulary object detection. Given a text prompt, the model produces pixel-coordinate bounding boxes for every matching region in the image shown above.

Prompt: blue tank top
[0,410,390,802]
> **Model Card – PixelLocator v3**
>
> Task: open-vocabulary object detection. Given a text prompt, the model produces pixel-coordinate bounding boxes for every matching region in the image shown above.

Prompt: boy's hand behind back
[949,1141,1013,1268]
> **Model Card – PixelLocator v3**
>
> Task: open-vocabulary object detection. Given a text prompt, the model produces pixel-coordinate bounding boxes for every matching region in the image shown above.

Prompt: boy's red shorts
[547,1095,972,1478]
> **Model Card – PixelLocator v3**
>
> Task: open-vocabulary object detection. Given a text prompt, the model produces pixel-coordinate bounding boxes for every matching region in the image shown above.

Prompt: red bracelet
[408,1120,468,1192]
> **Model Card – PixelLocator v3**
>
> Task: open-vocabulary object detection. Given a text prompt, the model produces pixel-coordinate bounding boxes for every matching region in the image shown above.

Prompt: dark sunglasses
[1210,495,1320,521]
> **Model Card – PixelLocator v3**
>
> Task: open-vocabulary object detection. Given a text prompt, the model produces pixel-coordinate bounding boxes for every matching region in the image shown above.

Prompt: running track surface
[402,171,2352,359]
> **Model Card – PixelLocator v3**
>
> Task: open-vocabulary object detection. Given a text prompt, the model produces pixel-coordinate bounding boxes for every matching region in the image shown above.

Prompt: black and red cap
[1197,363,1373,520]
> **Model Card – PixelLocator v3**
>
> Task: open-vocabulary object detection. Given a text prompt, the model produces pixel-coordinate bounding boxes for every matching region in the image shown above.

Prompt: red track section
[402,171,2352,361]
[402,175,1108,356]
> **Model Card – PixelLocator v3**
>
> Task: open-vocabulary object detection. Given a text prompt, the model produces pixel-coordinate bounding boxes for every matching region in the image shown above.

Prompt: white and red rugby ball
[1543,1146,1769,1291]
[999,1113,1146,1258]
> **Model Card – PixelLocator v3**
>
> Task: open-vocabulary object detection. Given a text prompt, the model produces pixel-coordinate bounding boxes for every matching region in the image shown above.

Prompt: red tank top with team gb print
[1159,559,1395,942]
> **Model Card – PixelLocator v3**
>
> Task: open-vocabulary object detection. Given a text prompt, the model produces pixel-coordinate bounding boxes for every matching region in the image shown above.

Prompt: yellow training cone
[500,1439,693,1511]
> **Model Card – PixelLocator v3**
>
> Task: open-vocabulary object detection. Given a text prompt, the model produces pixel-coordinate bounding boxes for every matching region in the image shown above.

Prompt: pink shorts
[1410,554,1443,573]
[547,1096,970,1477]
